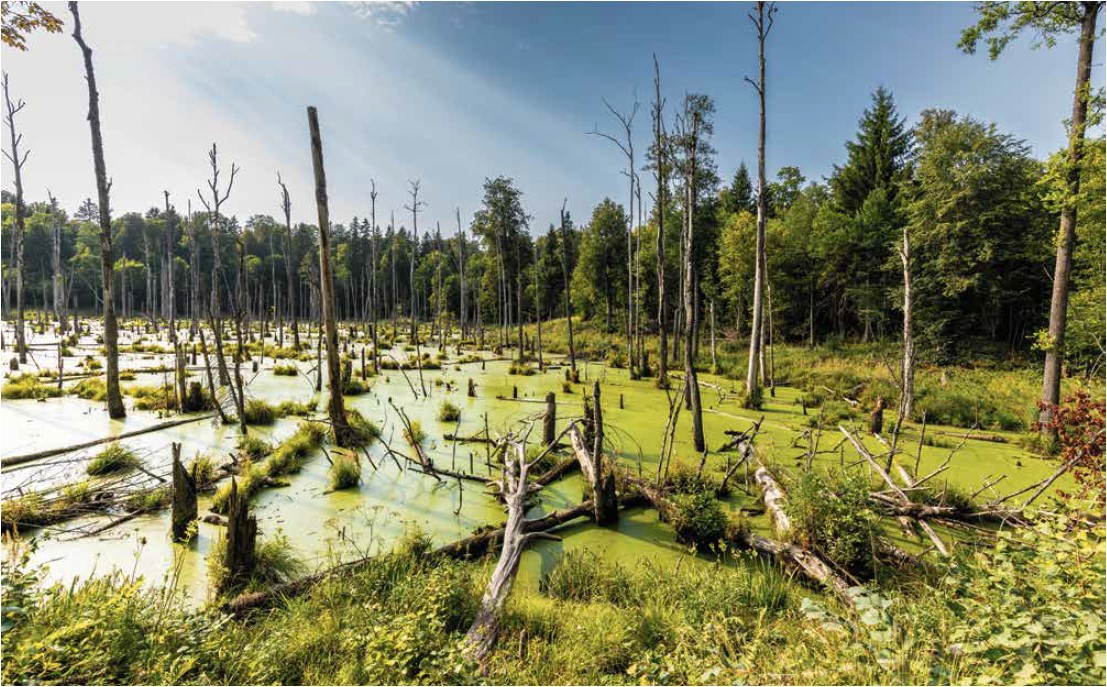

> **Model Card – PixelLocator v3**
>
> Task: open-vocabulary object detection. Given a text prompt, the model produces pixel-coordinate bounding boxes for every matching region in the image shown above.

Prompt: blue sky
[1,1,1095,232]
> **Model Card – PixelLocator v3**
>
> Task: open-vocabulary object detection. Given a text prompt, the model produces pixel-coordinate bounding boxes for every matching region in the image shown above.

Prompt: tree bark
[653,56,670,389]
[70,2,125,419]
[1039,1,1101,433]
[308,107,353,447]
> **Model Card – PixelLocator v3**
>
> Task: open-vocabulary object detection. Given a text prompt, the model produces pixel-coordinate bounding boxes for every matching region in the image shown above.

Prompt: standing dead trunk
[744,1,775,408]
[277,173,299,350]
[2,73,28,365]
[307,107,353,447]
[1039,1,1101,435]
[575,383,619,524]
[543,391,556,446]
[223,477,257,588]
[559,200,578,381]
[406,180,424,345]
[652,56,670,389]
[70,2,125,419]
[48,192,65,330]
[680,101,705,453]
[170,442,197,542]
[896,224,915,442]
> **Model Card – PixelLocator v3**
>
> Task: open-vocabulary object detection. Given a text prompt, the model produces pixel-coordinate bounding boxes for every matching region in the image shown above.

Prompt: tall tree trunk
[308,107,353,447]
[560,201,577,380]
[682,108,705,453]
[653,56,669,389]
[3,73,28,365]
[48,193,65,330]
[1040,1,1100,433]
[70,2,125,419]
[898,224,915,431]
[277,174,299,350]
[744,1,774,408]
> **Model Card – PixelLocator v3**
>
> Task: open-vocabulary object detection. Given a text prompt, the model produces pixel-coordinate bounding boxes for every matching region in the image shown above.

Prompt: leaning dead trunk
[307,106,353,447]
[70,2,125,419]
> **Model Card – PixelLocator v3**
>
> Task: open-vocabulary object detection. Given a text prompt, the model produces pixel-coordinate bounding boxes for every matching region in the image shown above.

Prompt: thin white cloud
[347,1,418,31]
[272,2,318,16]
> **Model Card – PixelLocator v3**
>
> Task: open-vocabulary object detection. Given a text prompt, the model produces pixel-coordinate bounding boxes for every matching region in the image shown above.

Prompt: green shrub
[346,409,381,447]
[70,377,107,401]
[1,374,62,400]
[540,549,638,606]
[329,451,361,489]
[125,487,171,512]
[403,420,426,448]
[242,399,277,426]
[273,363,298,376]
[86,443,140,476]
[788,468,881,576]
[508,361,536,376]
[208,530,306,594]
[274,398,317,417]
[266,423,325,476]
[211,461,265,514]
[666,460,715,495]
[436,401,461,423]
[188,454,217,484]
[237,434,273,461]
[343,377,370,395]
[126,385,177,411]
[667,492,727,547]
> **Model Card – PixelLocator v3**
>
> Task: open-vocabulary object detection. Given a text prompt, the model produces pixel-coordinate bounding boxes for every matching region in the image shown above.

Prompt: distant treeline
[2,91,1103,367]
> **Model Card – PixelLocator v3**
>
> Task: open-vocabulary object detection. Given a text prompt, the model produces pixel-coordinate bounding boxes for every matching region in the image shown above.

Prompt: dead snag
[170,443,197,542]
[754,462,792,536]
[223,477,257,587]
[465,439,559,663]
[543,391,556,446]
[569,390,618,525]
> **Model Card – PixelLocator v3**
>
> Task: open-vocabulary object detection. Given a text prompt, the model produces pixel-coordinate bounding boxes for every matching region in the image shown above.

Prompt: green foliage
[211,460,265,514]
[188,454,217,484]
[667,492,728,548]
[266,423,325,477]
[344,409,381,447]
[86,443,139,476]
[208,530,306,595]
[125,486,171,512]
[272,363,298,376]
[403,420,426,448]
[242,399,277,426]
[328,451,361,490]
[237,434,272,461]
[789,468,881,576]
[436,400,461,423]
[1,373,62,400]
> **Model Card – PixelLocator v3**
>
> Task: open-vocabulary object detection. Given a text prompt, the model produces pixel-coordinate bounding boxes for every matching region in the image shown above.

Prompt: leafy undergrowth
[1,374,63,400]
[2,512,1102,685]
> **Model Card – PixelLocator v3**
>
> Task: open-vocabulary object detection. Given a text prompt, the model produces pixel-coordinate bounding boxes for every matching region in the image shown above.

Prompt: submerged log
[1,413,216,469]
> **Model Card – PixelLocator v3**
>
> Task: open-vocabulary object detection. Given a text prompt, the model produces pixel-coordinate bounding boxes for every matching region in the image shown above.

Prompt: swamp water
[1,322,1052,605]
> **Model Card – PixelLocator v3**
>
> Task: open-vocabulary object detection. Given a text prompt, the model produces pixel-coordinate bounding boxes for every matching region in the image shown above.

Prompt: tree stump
[468,378,476,398]
[543,392,556,446]
[223,477,257,587]
[170,442,197,542]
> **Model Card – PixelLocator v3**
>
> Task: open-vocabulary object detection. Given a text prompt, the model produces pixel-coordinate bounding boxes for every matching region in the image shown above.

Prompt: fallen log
[1,413,216,469]
[464,438,559,662]
[754,463,792,536]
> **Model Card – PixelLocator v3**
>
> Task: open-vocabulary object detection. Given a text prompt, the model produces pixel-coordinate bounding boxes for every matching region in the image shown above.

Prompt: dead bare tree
[307,106,354,447]
[651,55,669,389]
[277,172,299,349]
[559,199,578,381]
[48,190,65,331]
[70,2,125,418]
[675,96,707,453]
[197,143,243,429]
[895,222,915,446]
[404,179,425,344]
[369,180,380,371]
[591,95,640,378]
[3,72,28,364]
[744,1,776,408]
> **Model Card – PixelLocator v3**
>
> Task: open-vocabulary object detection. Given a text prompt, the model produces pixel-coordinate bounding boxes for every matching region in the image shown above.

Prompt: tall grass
[86,443,140,476]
